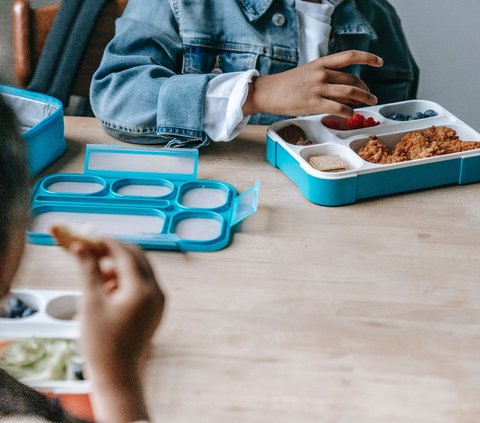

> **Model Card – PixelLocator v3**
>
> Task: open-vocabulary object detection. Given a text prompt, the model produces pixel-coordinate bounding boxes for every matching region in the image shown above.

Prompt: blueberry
[4,296,37,319]
[424,109,438,118]
[21,307,37,318]
[6,298,24,318]
[413,112,425,120]
[408,116,415,121]
[7,296,22,309]
[391,113,405,121]
[73,364,85,381]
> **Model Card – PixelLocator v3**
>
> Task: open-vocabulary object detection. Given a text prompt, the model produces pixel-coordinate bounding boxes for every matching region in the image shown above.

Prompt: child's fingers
[325,70,370,93]
[323,84,378,106]
[101,238,156,287]
[70,241,105,295]
[321,50,383,70]
[101,268,117,284]
[103,279,118,294]
[317,99,354,118]
[123,245,156,282]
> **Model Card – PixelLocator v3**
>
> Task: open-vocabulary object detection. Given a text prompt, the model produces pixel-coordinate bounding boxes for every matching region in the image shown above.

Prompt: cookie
[309,155,347,172]
[50,224,106,255]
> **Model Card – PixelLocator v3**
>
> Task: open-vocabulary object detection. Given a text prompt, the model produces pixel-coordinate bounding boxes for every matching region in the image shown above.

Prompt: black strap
[28,0,108,106]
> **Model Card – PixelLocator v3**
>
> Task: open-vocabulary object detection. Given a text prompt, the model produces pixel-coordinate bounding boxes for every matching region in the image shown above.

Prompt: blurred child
[0,96,165,423]
[91,0,418,146]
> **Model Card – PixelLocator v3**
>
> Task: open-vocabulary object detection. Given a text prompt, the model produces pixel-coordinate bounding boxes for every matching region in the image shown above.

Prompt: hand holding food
[50,224,107,256]
[71,238,165,373]
[61,231,165,423]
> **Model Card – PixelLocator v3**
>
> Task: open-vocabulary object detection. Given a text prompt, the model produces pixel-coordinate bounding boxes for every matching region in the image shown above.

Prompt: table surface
[14,117,480,423]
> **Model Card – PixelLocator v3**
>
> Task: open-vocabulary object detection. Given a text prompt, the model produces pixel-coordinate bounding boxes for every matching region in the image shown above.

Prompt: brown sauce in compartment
[277,124,313,146]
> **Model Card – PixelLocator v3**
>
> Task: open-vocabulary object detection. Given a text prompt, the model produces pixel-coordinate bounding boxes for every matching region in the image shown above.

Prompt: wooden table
[14,117,480,422]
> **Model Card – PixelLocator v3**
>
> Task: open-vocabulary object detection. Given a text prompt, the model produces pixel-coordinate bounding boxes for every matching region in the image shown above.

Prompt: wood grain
[13,117,480,423]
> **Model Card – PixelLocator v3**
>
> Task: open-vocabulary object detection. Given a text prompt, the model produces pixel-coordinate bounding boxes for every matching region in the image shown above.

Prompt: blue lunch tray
[266,99,480,206]
[0,85,66,176]
[28,145,260,252]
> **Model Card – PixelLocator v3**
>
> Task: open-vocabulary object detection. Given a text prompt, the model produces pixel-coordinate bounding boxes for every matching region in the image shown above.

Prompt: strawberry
[364,117,380,128]
[323,118,341,130]
[346,113,365,130]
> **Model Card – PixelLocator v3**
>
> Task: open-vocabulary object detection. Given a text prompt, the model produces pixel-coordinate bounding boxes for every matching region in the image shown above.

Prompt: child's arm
[242,50,383,118]
[70,239,165,423]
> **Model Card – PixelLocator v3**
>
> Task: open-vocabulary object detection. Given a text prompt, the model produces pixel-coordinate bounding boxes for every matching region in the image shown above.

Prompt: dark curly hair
[0,95,29,257]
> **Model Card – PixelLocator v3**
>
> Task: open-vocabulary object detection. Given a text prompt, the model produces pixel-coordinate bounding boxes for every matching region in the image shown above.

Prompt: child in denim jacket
[91,0,418,146]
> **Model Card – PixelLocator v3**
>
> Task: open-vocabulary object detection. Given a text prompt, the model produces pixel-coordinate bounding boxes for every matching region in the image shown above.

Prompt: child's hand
[72,238,165,375]
[243,50,383,118]
[70,238,165,423]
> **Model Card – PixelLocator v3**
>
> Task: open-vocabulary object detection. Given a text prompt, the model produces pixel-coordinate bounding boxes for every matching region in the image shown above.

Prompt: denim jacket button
[272,13,286,27]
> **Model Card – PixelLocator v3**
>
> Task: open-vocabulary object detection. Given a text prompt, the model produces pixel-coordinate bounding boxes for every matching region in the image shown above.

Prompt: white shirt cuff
[204,70,259,142]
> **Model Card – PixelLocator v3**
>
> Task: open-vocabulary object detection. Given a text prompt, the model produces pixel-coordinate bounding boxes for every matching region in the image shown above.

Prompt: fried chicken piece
[382,153,408,164]
[423,126,459,143]
[409,126,480,155]
[356,136,391,164]
[357,136,406,164]
[393,130,443,160]
[357,126,480,164]
[439,140,480,154]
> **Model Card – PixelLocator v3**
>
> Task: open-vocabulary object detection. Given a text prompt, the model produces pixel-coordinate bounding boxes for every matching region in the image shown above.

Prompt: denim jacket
[90,0,419,146]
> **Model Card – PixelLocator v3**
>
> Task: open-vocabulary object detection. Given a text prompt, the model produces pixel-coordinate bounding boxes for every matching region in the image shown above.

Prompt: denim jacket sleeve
[91,0,418,145]
[90,0,213,146]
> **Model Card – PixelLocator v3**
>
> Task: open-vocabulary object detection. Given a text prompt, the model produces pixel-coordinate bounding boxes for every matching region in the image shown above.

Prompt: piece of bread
[50,224,106,255]
[309,155,347,172]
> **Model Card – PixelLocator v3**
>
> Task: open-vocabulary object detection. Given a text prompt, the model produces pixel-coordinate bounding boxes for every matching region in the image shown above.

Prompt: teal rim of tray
[0,85,66,176]
[28,145,260,252]
[266,99,480,206]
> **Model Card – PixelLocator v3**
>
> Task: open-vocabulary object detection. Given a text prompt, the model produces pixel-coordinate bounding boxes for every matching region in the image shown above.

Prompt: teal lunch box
[0,85,66,176]
[28,145,260,252]
[266,100,480,206]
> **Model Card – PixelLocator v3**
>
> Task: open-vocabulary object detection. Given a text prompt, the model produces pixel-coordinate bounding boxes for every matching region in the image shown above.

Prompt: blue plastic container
[28,145,260,252]
[0,85,66,176]
[267,100,480,206]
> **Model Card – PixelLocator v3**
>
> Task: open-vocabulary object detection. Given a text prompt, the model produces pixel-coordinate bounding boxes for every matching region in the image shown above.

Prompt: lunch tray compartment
[0,289,80,339]
[266,100,480,206]
[0,289,90,395]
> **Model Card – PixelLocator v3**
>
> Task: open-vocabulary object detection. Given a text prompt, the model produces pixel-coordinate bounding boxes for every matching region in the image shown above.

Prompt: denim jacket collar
[236,0,377,39]
[236,0,274,22]
[333,0,377,40]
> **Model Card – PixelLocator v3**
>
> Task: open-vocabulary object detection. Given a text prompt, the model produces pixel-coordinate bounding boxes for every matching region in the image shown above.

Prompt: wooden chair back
[12,0,128,97]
